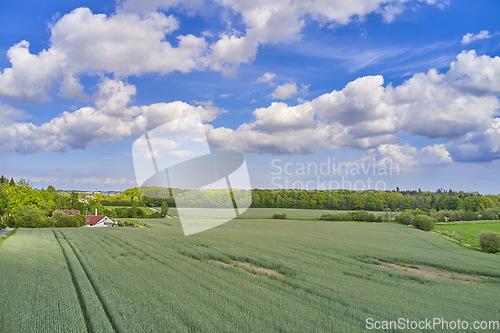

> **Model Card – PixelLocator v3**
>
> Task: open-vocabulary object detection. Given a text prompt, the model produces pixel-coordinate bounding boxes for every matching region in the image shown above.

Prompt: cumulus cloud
[204,51,500,162]
[271,82,299,99]
[0,1,447,100]
[256,72,276,84]
[362,143,452,170]
[0,8,207,101]
[203,0,444,73]
[461,30,493,45]
[446,50,500,95]
[0,102,29,124]
[0,79,222,153]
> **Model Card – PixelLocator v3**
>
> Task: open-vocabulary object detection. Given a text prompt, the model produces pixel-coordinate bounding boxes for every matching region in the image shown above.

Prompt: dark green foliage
[148,212,163,219]
[398,212,414,225]
[272,213,287,219]
[320,211,377,222]
[51,212,85,228]
[478,231,500,253]
[249,188,500,212]
[320,213,352,221]
[412,214,435,231]
[12,205,49,228]
[161,200,169,217]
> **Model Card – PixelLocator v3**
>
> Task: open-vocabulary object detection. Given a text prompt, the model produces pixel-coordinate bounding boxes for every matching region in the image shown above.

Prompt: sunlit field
[1,213,499,332]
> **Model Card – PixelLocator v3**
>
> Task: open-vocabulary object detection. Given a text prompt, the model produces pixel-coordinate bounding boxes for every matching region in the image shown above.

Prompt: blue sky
[0,0,499,193]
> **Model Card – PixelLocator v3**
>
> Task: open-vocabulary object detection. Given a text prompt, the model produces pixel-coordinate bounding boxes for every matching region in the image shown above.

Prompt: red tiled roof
[85,215,106,226]
[53,210,80,216]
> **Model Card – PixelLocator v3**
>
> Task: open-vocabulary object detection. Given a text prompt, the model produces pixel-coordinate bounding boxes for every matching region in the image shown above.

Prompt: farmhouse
[53,209,80,216]
[85,215,116,227]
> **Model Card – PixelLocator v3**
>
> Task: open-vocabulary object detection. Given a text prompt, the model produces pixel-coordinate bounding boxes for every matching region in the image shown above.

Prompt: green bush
[412,214,435,231]
[352,211,376,222]
[51,212,85,228]
[12,205,49,228]
[478,231,500,253]
[398,212,414,225]
[320,213,350,221]
[272,213,287,219]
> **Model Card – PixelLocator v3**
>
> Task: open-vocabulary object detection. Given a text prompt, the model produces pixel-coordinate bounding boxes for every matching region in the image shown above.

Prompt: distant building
[85,215,117,227]
[53,210,80,216]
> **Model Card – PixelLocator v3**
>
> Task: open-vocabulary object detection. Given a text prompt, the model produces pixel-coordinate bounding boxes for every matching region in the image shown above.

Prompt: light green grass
[103,205,154,214]
[434,220,500,250]
[166,207,393,219]
[0,218,499,332]
[0,229,88,332]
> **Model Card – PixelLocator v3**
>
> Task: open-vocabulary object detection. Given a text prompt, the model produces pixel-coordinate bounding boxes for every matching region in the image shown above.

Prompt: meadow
[435,221,500,250]
[166,207,392,219]
[103,206,155,214]
[0,212,499,332]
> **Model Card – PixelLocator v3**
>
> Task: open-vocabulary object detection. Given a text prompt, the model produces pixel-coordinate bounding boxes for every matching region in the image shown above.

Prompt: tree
[12,205,49,228]
[131,201,138,218]
[398,211,414,225]
[69,192,81,211]
[0,186,10,228]
[51,212,74,227]
[478,231,500,253]
[161,200,169,218]
[412,214,435,231]
[8,180,45,213]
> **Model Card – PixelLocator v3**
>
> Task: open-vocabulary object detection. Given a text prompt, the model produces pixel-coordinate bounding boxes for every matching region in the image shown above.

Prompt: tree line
[250,188,500,212]
[2,175,500,230]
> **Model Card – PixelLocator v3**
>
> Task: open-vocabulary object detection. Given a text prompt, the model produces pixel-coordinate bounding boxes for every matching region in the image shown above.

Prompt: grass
[0,212,499,332]
[166,207,393,219]
[434,220,500,250]
[103,205,155,214]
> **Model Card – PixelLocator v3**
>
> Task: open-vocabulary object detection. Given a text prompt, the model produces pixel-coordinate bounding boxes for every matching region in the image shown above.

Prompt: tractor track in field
[54,230,93,333]
[54,230,120,333]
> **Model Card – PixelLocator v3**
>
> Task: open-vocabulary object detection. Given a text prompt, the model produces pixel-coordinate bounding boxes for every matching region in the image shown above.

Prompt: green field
[166,207,392,219]
[435,221,500,250]
[103,206,155,214]
[1,214,499,332]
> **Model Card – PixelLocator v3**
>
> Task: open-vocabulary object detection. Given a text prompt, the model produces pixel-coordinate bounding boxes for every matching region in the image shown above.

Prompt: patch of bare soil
[378,262,486,284]
[209,260,283,277]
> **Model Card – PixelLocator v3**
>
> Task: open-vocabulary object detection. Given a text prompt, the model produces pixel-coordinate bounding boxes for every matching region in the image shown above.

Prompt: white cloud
[421,144,453,164]
[0,79,222,153]
[256,72,276,84]
[461,30,493,45]
[204,0,445,73]
[0,41,65,101]
[0,102,29,124]
[446,50,500,95]
[94,78,137,116]
[377,2,406,23]
[363,143,452,170]
[393,68,499,138]
[208,34,259,76]
[204,51,500,161]
[271,82,299,99]
[253,102,316,131]
[0,1,447,100]
[0,8,207,101]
